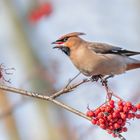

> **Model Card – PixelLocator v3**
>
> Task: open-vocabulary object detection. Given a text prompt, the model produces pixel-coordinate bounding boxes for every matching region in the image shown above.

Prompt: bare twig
[116,132,126,140]
[50,78,91,99]
[65,72,81,88]
[0,84,91,121]
[99,77,123,101]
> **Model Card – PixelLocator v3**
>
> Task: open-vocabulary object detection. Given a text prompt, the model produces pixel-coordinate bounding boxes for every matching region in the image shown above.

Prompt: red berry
[107,114,113,120]
[112,111,120,118]
[131,106,137,112]
[120,113,126,119]
[100,106,106,111]
[118,105,123,111]
[109,100,115,105]
[135,114,140,119]
[114,123,121,129]
[124,106,130,113]
[118,100,123,106]
[113,118,119,123]
[114,110,120,114]
[110,104,115,108]
[98,112,104,118]
[136,103,140,110]
[122,127,127,132]
[125,101,132,107]
[109,122,113,126]
[127,106,132,110]
[39,3,52,16]
[96,120,100,125]
[131,113,135,118]
[100,123,106,129]
[127,113,133,119]
[105,105,112,112]
[99,118,105,124]
[112,112,117,118]
[109,125,114,131]
[94,109,101,116]
[117,119,123,125]
[29,3,52,23]
[107,131,112,134]
[121,121,126,126]
[86,110,95,117]
[91,119,97,125]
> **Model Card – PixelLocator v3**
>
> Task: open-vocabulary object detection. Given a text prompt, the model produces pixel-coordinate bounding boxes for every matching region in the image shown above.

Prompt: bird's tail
[126,60,140,71]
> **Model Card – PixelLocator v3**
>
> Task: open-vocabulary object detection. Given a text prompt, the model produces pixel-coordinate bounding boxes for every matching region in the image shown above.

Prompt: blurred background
[0,0,140,140]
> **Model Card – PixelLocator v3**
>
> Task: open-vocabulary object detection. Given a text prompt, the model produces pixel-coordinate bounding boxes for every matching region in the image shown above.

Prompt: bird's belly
[72,58,99,76]
[71,54,127,76]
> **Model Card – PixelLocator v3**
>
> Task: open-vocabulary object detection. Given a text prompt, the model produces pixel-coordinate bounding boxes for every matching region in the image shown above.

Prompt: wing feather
[88,42,140,56]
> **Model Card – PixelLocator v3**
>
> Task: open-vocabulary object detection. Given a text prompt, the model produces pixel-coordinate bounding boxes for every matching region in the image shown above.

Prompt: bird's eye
[63,37,68,42]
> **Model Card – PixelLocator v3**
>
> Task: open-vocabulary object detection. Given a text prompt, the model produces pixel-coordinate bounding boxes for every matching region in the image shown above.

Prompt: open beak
[51,41,57,44]
[53,46,61,49]
[52,40,64,49]
[52,40,63,44]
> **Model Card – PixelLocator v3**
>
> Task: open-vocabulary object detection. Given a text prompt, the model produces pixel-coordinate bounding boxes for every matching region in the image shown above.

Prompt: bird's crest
[59,32,86,40]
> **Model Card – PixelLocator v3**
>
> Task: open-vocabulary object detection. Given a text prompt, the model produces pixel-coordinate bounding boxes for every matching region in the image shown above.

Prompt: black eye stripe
[57,37,68,42]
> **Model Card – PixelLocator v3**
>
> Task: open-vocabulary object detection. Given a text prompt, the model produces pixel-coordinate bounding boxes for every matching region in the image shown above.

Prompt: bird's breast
[70,47,97,76]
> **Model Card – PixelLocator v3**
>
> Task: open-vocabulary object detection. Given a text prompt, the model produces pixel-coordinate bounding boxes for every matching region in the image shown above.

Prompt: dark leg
[104,75,114,81]
[65,72,81,88]
[91,74,115,101]
[100,75,114,87]
[91,75,103,82]
[99,75,114,101]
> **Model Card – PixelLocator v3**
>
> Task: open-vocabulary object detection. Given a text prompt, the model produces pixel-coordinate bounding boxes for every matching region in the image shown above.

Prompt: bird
[52,32,140,80]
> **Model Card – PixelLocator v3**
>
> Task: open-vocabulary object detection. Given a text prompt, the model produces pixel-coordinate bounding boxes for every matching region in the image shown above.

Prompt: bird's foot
[104,74,114,81]
[100,75,114,86]
[91,75,102,82]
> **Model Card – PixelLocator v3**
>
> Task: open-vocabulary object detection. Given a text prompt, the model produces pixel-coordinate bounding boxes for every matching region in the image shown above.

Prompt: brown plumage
[52,32,140,77]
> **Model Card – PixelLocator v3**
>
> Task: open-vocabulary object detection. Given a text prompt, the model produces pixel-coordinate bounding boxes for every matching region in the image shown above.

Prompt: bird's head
[52,32,86,56]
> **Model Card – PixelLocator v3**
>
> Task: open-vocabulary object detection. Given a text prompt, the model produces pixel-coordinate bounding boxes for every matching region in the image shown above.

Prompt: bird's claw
[91,75,102,82]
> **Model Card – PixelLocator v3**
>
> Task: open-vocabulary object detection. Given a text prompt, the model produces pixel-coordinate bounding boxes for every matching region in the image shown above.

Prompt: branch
[0,83,126,140]
[0,84,91,121]
[50,78,91,99]
[65,72,81,88]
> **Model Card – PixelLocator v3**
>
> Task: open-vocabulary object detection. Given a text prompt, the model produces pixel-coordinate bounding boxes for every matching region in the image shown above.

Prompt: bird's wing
[88,42,140,56]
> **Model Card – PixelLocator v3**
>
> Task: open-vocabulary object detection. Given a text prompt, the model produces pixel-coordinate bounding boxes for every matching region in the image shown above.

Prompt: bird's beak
[52,40,63,45]
[52,40,64,49]
[51,41,57,44]
[53,46,61,49]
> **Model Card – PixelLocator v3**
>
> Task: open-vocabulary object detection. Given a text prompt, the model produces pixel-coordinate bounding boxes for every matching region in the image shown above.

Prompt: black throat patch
[60,47,70,56]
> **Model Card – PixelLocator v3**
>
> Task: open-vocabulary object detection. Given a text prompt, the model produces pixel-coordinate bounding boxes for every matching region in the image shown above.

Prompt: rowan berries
[91,119,97,125]
[135,114,140,119]
[86,110,95,117]
[131,106,137,112]
[86,100,140,138]
[136,103,140,110]
[28,2,53,23]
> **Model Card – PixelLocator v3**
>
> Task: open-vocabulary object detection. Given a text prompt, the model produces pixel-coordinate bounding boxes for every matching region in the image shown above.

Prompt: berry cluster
[28,2,53,23]
[86,100,140,138]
